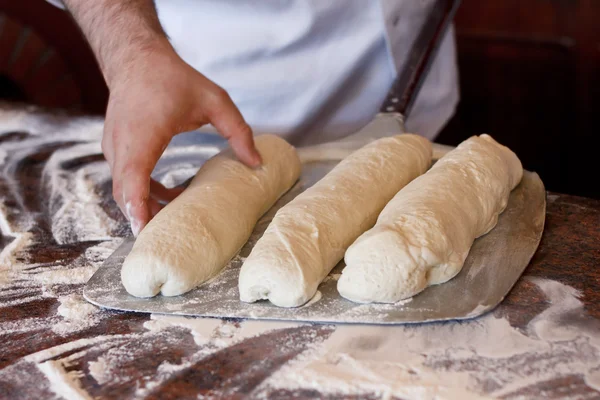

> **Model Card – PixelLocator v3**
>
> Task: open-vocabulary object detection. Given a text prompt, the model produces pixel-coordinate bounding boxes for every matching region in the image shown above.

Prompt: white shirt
[49,0,458,145]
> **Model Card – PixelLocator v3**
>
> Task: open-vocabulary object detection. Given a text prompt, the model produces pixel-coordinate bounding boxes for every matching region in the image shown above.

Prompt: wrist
[104,38,177,90]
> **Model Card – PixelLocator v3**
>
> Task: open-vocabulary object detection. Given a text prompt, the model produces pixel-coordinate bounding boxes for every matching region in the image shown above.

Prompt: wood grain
[0,108,599,399]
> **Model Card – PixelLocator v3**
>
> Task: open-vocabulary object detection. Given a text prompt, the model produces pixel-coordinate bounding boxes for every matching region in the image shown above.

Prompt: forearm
[63,0,174,87]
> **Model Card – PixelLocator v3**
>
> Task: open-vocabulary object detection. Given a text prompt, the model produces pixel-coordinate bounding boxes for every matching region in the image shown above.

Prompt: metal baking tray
[84,155,546,324]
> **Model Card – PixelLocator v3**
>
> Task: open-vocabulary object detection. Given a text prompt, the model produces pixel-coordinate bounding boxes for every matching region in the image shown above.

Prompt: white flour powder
[38,360,94,400]
[43,142,120,244]
[18,278,600,400]
[53,293,102,335]
[254,277,600,399]
[1,110,599,399]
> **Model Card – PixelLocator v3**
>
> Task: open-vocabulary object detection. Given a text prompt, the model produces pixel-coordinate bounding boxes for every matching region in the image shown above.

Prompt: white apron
[49,0,459,144]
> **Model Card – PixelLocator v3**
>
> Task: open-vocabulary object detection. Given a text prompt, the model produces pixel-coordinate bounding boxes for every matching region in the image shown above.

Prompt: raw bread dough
[121,135,301,298]
[239,134,432,307]
[338,134,523,303]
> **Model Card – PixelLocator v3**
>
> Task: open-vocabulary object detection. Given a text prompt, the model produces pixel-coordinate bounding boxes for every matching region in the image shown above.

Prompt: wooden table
[0,107,599,399]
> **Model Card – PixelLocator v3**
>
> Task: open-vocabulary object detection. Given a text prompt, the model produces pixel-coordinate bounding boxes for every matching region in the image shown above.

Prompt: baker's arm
[62,0,169,87]
[59,0,261,235]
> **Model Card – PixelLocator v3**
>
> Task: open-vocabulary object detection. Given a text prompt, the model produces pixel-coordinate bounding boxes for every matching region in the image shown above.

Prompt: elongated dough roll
[338,134,523,303]
[239,134,432,307]
[121,135,301,298]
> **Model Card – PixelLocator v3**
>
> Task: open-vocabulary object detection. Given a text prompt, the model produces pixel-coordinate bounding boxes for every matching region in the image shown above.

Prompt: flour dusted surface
[1,108,599,399]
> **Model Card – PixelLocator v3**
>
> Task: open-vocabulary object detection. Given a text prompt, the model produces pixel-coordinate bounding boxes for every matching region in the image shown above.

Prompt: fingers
[110,126,170,237]
[227,125,263,168]
[204,86,262,167]
[113,175,176,235]
[103,72,260,238]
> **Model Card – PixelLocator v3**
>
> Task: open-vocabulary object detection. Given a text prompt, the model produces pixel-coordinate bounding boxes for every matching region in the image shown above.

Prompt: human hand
[102,44,262,236]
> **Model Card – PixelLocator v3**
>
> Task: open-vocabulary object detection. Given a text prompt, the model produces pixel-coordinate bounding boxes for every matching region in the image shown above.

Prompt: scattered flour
[335,297,413,322]
[31,266,97,286]
[255,278,600,399]
[84,239,123,265]
[74,277,599,399]
[87,356,113,386]
[1,109,599,399]
[143,314,302,348]
[24,335,120,364]
[528,277,600,347]
[128,315,306,398]
[0,107,32,133]
[0,232,32,285]
[43,142,119,244]
[585,369,600,392]
[38,360,94,400]
[53,293,101,335]
[143,315,224,346]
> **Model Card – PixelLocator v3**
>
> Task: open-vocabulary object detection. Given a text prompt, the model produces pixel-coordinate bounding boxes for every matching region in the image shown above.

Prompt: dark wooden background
[437,0,600,200]
[0,0,598,198]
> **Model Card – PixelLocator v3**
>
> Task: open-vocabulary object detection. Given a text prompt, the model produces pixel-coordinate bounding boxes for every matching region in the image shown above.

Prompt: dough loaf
[239,134,432,307]
[121,135,301,298]
[338,134,523,303]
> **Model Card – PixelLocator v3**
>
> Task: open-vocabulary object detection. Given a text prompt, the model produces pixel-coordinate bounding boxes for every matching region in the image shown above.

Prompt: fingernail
[125,201,134,221]
[130,219,142,237]
[125,201,141,237]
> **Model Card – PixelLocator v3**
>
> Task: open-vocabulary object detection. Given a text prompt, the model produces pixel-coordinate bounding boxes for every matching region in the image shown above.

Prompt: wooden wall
[438,0,599,198]
[0,0,107,113]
